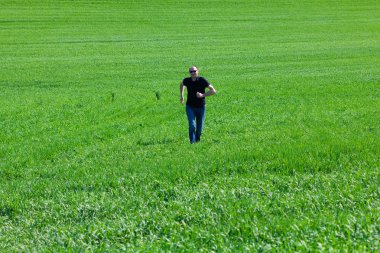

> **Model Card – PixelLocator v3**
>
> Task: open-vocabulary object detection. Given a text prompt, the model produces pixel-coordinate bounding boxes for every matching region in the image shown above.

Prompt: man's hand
[196,92,204,98]
[197,85,216,99]
[180,97,185,104]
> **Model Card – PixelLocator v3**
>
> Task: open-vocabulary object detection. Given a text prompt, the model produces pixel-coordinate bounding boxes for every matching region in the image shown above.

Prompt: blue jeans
[186,105,205,144]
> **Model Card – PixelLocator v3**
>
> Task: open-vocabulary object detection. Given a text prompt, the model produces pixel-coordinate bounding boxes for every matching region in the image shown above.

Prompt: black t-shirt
[183,77,210,108]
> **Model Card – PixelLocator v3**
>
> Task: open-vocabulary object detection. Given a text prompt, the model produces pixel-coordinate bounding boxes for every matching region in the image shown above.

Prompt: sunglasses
[189,70,197,73]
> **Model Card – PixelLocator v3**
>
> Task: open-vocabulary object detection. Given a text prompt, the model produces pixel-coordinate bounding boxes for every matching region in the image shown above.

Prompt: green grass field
[1,0,379,251]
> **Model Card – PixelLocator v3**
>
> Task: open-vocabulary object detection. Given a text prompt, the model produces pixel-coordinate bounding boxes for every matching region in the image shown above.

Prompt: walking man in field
[180,66,216,144]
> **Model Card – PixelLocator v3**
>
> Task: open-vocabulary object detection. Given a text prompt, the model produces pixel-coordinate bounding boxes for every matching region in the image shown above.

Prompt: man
[180,66,216,144]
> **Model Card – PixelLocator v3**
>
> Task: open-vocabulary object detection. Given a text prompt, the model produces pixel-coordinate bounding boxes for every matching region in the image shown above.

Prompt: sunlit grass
[1,0,379,251]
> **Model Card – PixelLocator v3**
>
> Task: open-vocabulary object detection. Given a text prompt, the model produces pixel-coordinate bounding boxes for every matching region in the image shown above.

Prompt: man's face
[189,67,198,77]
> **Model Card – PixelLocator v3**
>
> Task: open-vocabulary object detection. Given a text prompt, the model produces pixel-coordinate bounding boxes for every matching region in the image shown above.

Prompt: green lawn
[1,0,379,251]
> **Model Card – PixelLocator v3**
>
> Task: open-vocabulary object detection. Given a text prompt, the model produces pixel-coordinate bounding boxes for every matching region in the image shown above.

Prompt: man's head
[189,66,199,78]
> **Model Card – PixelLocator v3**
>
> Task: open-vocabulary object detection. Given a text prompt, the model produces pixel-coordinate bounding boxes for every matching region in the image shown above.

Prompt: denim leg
[186,105,196,143]
[195,107,205,142]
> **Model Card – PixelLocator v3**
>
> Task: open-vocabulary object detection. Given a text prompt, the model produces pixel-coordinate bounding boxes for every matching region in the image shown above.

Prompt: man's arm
[180,81,186,104]
[196,84,216,98]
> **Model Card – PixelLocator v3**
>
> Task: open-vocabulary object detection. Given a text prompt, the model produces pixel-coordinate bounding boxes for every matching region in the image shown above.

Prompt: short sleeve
[182,78,188,87]
[201,77,210,88]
